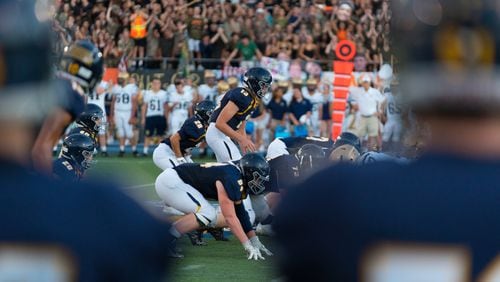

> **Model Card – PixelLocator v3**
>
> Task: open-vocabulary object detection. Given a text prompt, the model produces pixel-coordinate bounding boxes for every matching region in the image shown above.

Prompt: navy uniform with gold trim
[32,40,103,174]
[155,154,270,245]
[153,100,215,170]
[274,1,500,281]
[206,67,272,162]
[53,133,95,182]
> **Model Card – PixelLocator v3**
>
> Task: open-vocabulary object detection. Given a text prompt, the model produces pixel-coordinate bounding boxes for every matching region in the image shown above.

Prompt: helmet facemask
[247,170,269,195]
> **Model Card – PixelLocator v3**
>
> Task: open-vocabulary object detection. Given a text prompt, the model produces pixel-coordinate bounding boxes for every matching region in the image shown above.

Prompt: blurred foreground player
[53,134,95,182]
[275,1,500,281]
[32,39,103,174]
[0,3,172,280]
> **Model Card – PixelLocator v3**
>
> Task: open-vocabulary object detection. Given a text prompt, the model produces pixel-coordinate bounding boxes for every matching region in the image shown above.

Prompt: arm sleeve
[235,202,253,233]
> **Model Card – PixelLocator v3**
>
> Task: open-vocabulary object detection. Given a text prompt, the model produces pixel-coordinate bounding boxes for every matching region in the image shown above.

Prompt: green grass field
[87,155,277,282]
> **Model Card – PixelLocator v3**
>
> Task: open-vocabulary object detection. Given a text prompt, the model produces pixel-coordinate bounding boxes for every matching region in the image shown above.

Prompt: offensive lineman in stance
[155,153,273,260]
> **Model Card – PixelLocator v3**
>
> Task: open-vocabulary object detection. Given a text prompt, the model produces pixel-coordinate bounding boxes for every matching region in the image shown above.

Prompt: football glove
[250,236,273,256]
[243,240,265,260]
[176,157,187,164]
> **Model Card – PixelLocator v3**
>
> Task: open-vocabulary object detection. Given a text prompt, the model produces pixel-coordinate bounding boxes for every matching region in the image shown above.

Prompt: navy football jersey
[275,153,500,281]
[281,136,334,154]
[56,78,86,120]
[1,160,172,281]
[266,154,299,193]
[53,158,81,182]
[163,116,206,153]
[174,162,246,201]
[67,126,98,145]
[209,87,258,130]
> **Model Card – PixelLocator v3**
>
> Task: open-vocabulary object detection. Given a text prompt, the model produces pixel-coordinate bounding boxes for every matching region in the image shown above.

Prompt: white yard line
[123,183,155,189]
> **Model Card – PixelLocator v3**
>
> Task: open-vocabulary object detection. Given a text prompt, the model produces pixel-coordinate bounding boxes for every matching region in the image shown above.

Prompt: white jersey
[198,84,218,101]
[87,81,108,114]
[169,90,193,115]
[112,84,137,112]
[385,92,402,121]
[143,89,168,117]
[302,88,324,114]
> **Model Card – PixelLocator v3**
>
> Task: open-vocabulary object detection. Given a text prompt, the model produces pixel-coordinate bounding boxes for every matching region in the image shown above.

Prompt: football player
[88,80,109,156]
[257,144,326,236]
[53,133,95,182]
[110,72,139,157]
[206,67,272,162]
[141,77,168,156]
[274,1,500,281]
[67,103,104,145]
[155,153,273,260]
[266,135,334,160]
[356,151,410,165]
[197,70,218,102]
[32,40,103,174]
[168,78,195,135]
[153,100,215,170]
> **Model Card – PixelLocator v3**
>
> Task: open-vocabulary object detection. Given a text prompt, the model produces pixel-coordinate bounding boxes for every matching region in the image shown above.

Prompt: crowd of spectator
[52,0,392,72]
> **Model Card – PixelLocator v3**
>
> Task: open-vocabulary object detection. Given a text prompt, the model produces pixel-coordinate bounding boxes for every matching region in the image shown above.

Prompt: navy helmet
[76,104,104,132]
[61,133,96,170]
[243,67,272,99]
[239,153,270,195]
[59,40,104,94]
[296,144,326,172]
[195,100,216,125]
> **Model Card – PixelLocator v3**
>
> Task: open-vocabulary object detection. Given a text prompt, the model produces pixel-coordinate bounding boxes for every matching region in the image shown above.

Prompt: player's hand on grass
[243,240,265,260]
[250,236,273,256]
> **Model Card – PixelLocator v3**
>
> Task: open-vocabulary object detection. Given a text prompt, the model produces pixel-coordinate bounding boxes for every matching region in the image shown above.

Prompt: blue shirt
[163,116,206,154]
[288,98,312,121]
[0,160,172,281]
[274,153,500,281]
[267,98,288,120]
[210,87,258,130]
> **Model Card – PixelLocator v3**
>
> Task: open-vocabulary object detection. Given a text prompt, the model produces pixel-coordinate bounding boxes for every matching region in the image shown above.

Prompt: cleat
[187,231,207,246]
[118,151,125,157]
[133,151,139,157]
[207,228,228,241]
[168,239,184,259]
[100,151,108,157]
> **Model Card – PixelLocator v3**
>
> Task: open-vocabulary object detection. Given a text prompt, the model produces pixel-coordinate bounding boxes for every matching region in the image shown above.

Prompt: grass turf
[87,155,277,282]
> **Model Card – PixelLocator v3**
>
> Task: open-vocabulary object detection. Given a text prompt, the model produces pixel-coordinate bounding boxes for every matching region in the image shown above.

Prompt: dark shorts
[145,116,167,137]
[133,38,147,47]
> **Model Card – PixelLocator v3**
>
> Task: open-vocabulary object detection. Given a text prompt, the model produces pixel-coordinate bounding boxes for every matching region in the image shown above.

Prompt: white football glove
[176,157,187,164]
[250,236,273,256]
[243,240,265,260]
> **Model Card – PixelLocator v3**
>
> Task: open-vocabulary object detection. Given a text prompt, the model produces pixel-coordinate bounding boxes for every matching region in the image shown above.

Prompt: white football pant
[155,168,217,227]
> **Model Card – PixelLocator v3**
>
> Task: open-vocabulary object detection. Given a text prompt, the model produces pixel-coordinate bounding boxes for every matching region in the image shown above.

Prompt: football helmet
[59,40,104,94]
[296,144,326,172]
[239,153,270,195]
[243,67,273,99]
[76,104,104,132]
[194,100,216,126]
[329,144,360,163]
[334,132,361,152]
[61,133,96,170]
